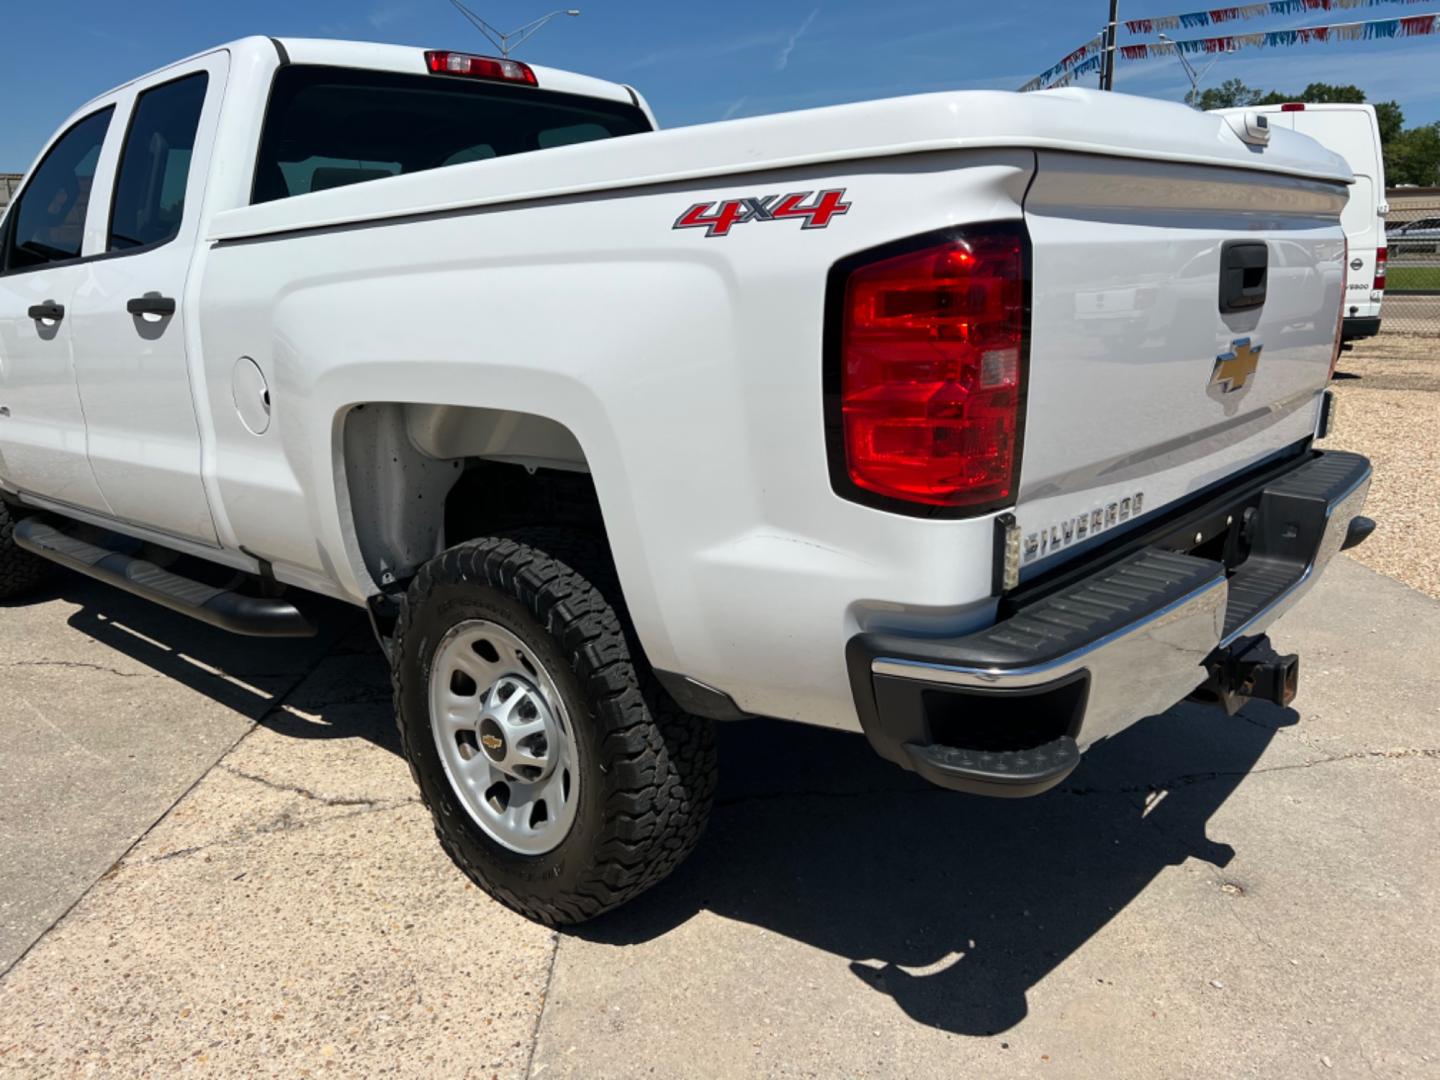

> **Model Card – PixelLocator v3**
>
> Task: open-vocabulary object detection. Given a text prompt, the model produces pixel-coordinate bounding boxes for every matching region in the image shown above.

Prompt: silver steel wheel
[428,619,580,855]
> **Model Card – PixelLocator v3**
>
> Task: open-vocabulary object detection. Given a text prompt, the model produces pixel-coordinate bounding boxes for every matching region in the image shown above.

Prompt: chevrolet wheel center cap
[479,720,506,761]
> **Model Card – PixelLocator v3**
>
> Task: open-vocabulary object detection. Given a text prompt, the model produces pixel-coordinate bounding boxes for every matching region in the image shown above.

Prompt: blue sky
[2,0,1438,172]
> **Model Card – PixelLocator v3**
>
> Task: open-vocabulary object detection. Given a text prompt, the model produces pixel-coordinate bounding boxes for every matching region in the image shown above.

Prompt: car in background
[1388,215,1440,255]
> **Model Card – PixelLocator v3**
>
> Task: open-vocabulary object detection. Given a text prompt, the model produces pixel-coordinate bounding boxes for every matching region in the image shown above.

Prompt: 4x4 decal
[673,188,851,238]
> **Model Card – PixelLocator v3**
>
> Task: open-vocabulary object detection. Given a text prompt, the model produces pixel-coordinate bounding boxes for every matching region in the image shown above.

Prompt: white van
[1216,102,1387,342]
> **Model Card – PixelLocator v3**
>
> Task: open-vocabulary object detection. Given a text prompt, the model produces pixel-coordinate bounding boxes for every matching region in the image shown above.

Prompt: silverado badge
[1023,491,1145,564]
[1210,338,1262,394]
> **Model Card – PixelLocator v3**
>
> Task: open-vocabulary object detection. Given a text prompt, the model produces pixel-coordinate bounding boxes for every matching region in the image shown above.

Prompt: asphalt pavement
[1,556,1437,1077]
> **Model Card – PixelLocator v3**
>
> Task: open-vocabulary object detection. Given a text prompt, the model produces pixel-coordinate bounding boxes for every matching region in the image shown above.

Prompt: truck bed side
[194,88,1349,733]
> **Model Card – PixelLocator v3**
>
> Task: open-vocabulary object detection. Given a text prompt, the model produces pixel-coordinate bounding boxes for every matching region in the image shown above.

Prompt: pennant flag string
[1109,11,1438,64]
[1017,33,1106,92]
[1021,11,1438,88]
[1038,53,1108,91]
[1020,1,1437,91]
[1124,0,1430,36]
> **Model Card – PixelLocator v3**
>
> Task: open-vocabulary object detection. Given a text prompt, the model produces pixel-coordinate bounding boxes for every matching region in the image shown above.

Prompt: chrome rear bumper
[846,450,1372,797]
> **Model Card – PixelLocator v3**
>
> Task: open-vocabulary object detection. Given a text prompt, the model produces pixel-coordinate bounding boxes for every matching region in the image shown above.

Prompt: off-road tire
[0,501,54,600]
[392,530,717,925]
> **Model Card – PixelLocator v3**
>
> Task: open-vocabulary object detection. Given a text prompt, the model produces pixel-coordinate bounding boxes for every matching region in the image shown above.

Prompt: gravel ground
[1319,333,1440,598]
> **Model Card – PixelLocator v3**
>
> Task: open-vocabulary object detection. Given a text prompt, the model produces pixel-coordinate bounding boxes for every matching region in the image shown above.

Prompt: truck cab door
[68,53,227,545]
[0,107,117,514]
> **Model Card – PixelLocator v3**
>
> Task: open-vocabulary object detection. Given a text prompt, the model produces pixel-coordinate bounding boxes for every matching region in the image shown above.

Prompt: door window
[2,107,114,271]
[108,72,209,252]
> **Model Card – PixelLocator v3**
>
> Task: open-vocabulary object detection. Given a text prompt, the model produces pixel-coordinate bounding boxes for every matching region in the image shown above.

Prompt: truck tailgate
[1015,150,1348,574]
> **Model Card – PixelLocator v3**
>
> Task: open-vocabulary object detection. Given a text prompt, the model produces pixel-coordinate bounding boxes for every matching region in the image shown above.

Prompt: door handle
[27,300,65,322]
[1219,240,1268,314]
[126,295,177,317]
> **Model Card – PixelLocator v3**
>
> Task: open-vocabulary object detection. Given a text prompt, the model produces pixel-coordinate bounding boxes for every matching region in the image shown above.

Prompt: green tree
[1195,78,1260,110]
[1294,82,1367,104]
[1374,100,1405,146]
[1386,123,1440,186]
[1249,83,1365,106]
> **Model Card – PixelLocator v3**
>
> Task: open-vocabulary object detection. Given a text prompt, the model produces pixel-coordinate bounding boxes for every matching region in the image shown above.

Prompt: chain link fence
[1383,188,1440,336]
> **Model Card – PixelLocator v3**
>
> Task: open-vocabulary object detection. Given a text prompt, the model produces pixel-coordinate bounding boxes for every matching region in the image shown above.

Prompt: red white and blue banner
[1027,53,1105,90]
[1125,0,1433,35]
[1018,33,1106,92]
[1020,7,1440,90]
[1119,12,1440,61]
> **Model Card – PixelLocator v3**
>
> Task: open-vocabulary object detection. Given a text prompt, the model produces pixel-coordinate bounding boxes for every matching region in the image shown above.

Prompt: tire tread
[392,529,715,925]
[0,502,54,600]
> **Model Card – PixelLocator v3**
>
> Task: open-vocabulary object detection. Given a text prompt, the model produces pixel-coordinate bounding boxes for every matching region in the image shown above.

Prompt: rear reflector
[1280,102,1305,111]
[424,50,537,86]
[1329,236,1348,379]
[835,225,1028,511]
[1374,246,1387,290]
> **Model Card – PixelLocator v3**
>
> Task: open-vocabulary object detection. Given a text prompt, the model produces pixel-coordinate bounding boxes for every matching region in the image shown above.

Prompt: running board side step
[13,516,316,638]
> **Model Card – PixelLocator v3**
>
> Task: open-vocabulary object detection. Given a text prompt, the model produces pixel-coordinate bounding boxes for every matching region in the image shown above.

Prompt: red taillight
[1281,102,1305,112]
[838,227,1027,510]
[424,50,537,86]
[1374,246,1387,290]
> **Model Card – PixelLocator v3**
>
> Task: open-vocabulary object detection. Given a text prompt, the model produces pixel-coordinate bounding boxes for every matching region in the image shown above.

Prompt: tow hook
[1342,515,1376,551]
[1191,634,1300,716]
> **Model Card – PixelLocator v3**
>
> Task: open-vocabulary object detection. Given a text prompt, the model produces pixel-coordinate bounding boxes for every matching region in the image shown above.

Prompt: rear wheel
[391,532,716,925]
[0,501,55,600]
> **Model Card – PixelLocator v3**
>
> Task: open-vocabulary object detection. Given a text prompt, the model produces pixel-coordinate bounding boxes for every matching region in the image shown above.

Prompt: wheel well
[340,403,606,592]
[444,460,606,549]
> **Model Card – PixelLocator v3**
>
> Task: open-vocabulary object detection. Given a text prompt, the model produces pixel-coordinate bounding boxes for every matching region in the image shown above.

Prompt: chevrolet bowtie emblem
[1210,338,1262,393]
[481,734,504,751]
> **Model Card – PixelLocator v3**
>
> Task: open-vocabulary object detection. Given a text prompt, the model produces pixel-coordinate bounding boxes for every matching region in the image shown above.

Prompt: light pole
[1100,0,1119,91]
[1158,32,1233,106]
[445,1,581,57]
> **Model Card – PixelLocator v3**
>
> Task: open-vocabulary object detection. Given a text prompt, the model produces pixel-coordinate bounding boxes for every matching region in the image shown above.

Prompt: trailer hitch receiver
[1191,634,1299,716]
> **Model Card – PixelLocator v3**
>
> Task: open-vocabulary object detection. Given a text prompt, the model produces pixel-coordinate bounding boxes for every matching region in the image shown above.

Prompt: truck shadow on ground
[579,703,1294,1038]
[45,577,392,748]
[46,576,1292,1038]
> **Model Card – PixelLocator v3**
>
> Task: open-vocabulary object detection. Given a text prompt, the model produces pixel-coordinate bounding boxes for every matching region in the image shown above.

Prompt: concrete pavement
[1,611,554,1077]
[1,556,1437,1077]
[0,576,345,975]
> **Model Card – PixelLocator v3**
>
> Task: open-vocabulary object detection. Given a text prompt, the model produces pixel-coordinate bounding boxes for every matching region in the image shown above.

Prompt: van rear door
[1271,106,1385,332]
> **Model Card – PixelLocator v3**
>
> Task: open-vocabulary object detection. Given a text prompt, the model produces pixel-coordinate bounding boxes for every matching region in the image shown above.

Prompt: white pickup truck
[0,38,1374,923]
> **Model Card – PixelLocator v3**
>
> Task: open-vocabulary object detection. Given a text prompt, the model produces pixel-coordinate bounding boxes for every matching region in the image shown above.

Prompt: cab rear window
[251,64,649,204]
